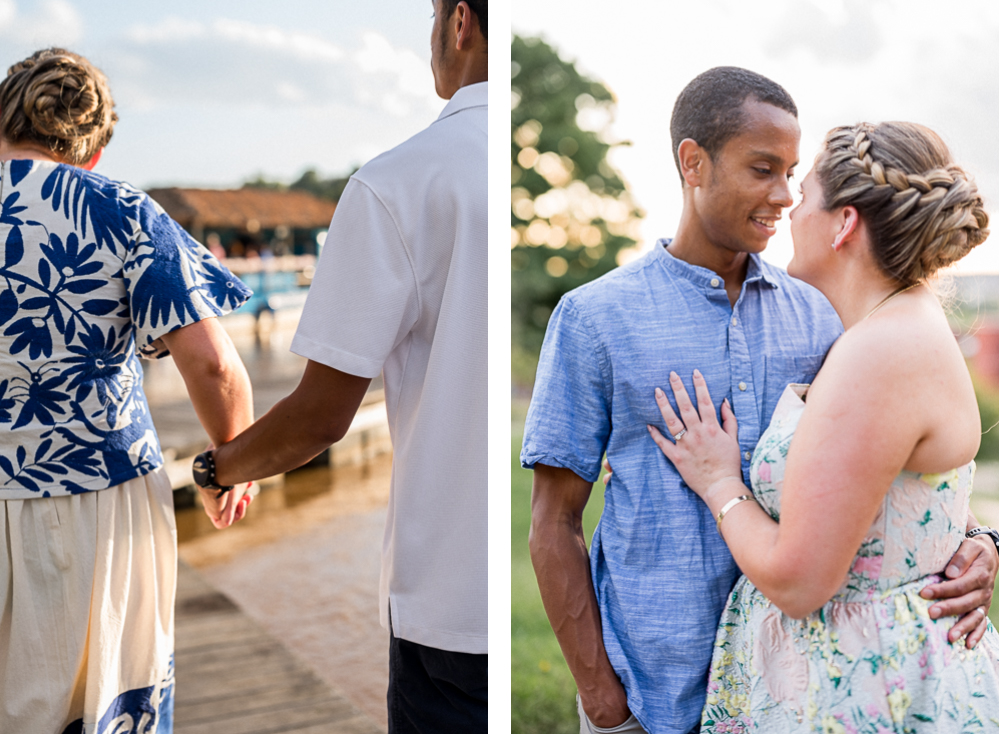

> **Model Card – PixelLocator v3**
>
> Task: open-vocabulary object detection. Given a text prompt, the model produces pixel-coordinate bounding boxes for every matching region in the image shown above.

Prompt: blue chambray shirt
[521,240,843,734]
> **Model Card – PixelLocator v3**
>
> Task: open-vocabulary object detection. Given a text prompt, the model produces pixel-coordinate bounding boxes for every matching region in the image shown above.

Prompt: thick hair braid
[817,122,989,283]
[0,48,117,165]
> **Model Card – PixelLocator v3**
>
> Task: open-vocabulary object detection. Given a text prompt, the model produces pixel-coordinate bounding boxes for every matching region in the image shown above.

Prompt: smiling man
[521,67,998,734]
[191,1,487,731]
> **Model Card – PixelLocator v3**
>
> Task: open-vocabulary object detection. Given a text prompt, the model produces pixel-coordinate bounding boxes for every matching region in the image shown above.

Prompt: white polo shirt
[291,82,487,654]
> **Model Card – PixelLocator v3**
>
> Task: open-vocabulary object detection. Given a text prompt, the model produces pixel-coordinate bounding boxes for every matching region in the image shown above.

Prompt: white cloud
[0,0,15,29]
[106,17,437,120]
[0,0,82,49]
[125,17,204,44]
[212,18,343,63]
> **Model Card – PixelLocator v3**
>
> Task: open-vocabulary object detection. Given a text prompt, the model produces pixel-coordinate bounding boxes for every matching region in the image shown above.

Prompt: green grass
[512,408,604,734]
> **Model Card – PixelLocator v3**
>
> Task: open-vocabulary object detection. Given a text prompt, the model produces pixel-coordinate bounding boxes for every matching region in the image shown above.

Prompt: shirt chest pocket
[762,353,825,425]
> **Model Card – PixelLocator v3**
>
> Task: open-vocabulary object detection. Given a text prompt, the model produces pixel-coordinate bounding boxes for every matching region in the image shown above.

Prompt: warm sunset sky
[514,0,999,273]
[0,0,446,189]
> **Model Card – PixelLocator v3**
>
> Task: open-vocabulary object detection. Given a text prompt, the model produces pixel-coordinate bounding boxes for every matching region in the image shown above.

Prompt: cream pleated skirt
[0,468,177,734]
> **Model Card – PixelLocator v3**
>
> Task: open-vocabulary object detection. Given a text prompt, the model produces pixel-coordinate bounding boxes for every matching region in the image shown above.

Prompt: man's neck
[452,58,488,96]
[667,233,750,307]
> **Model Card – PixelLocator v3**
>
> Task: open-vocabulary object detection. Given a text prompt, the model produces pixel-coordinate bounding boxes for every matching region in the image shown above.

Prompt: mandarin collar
[654,238,779,291]
[436,81,487,122]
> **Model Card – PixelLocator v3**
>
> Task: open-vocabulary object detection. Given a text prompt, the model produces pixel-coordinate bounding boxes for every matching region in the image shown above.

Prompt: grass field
[512,405,999,733]
[511,405,605,734]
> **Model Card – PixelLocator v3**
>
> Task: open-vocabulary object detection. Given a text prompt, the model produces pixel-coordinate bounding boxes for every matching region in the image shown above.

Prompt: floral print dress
[703,384,999,734]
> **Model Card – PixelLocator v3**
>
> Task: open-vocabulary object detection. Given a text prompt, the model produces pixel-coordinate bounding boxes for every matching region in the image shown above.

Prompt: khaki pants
[577,694,648,733]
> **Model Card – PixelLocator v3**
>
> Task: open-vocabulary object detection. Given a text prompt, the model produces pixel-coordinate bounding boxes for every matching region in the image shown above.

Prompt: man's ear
[454,1,480,51]
[831,205,859,251]
[677,138,705,189]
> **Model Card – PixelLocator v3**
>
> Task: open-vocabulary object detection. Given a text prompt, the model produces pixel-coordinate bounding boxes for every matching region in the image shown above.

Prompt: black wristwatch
[966,526,1000,555]
[192,450,233,498]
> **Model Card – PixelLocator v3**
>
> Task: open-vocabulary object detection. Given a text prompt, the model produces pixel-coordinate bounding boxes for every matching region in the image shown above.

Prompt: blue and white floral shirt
[0,159,251,498]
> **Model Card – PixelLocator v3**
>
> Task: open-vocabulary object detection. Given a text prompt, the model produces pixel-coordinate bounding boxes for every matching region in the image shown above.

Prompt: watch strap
[966,526,1000,554]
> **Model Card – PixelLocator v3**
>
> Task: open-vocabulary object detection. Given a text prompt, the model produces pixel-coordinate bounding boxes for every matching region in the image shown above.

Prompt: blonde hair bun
[0,48,118,166]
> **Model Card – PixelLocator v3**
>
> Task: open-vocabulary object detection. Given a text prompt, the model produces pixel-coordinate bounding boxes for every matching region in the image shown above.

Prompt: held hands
[197,482,253,529]
[195,442,253,529]
[647,370,743,501]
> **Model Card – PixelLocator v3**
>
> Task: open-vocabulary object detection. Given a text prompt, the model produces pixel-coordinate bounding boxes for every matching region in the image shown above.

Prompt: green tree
[243,167,358,202]
[511,36,644,382]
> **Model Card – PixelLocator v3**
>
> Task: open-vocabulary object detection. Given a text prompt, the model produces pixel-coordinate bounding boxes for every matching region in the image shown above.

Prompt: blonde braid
[817,122,989,283]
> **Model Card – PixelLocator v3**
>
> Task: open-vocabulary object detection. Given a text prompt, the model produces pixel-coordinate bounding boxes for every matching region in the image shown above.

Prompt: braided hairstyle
[816,122,989,284]
[0,48,118,166]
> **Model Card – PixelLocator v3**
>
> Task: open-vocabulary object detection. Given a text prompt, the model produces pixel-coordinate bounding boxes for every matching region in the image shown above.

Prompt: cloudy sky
[0,0,445,189]
[514,0,999,273]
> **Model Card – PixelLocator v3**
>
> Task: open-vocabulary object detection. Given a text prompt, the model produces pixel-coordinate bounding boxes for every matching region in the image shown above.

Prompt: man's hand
[197,482,253,529]
[580,681,631,729]
[921,534,997,648]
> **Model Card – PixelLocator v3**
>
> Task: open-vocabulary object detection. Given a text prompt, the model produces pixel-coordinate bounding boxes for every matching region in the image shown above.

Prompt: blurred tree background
[511,36,644,385]
[243,167,358,202]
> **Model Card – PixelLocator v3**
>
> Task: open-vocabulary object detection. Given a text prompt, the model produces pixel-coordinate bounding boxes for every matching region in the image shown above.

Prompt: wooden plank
[174,562,384,734]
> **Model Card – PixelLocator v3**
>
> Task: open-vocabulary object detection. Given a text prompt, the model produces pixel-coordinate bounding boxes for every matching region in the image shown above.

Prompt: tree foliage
[243,167,358,202]
[511,35,644,369]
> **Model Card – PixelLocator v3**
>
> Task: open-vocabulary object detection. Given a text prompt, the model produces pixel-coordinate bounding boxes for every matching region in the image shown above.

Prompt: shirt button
[744,451,752,461]
[731,317,737,326]
[738,382,747,391]
[710,278,720,287]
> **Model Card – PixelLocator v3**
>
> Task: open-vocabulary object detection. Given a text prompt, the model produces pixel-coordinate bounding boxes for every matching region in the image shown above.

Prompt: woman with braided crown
[643,121,999,733]
[0,49,255,732]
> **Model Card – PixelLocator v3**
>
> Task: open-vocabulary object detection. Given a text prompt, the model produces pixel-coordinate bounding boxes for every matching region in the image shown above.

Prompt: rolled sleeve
[520,296,611,483]
[291,179,418,378]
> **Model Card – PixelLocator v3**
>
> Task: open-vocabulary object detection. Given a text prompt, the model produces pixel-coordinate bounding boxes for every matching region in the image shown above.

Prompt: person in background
[0,48,254,732]
[191,1,488,731]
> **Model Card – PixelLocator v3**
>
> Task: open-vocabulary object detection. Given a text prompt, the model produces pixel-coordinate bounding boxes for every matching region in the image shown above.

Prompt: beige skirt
[0,468,177,734]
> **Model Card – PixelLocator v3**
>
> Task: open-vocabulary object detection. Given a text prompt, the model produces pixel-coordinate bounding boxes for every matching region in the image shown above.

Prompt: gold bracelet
[716,494,756,532]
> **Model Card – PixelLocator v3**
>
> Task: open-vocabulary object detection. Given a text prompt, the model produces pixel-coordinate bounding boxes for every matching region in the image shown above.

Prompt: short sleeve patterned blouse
[0,159,251,499]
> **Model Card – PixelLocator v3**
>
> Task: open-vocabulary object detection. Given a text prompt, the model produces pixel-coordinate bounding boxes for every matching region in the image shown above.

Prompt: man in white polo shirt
[193,1,488,730]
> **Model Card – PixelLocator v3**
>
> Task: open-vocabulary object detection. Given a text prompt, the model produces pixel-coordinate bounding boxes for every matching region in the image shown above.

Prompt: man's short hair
[441,0,487,40]
[670,67,796,182]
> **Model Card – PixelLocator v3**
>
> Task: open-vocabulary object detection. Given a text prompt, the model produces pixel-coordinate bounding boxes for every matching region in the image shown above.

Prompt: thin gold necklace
[863,283,920,321]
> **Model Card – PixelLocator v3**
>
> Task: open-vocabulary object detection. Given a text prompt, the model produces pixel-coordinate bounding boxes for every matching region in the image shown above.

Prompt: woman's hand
[647,370,742,501]
[198,482,254,529]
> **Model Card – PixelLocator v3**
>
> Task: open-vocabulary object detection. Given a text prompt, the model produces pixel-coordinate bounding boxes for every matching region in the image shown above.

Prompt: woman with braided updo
[645,120,998,732]
[0,49,255,732]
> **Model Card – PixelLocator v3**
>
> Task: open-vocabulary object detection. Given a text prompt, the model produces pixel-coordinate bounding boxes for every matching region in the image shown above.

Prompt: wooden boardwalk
[174,561,385,734]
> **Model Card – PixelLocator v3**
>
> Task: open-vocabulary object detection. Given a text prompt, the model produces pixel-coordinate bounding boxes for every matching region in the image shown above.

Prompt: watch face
[192,452,213,487]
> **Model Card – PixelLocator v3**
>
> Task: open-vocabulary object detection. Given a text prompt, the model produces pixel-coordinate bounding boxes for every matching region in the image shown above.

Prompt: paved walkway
[177,458,393,729]
[147,320,393,732]
[175,561,383,734]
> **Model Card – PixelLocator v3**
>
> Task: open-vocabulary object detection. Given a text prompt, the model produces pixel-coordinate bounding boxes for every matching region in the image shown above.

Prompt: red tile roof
[147,187,337,230]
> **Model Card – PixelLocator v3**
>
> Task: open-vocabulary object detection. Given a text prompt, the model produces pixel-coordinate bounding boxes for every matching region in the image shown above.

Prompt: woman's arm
[160,317,254,528]
[649,320,955,619]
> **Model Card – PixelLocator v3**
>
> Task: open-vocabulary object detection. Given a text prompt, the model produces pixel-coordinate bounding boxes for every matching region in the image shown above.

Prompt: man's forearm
[213,360,372,486]
[529,513,627,721]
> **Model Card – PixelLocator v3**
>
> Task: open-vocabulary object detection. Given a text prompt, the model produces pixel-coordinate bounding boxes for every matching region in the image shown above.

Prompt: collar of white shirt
[436,81,487,122]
